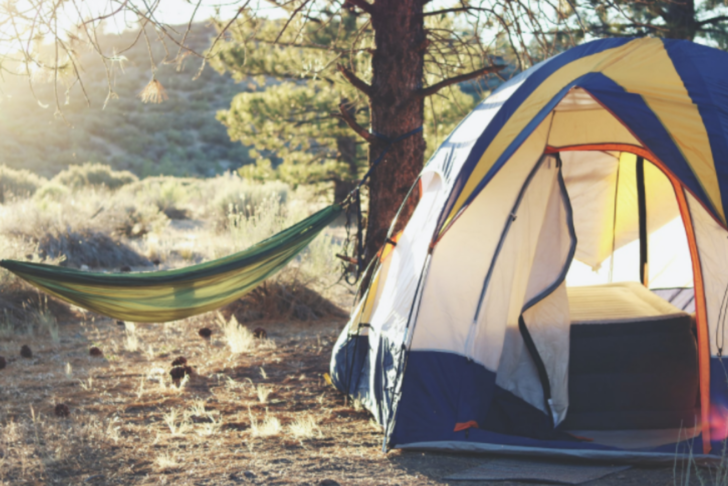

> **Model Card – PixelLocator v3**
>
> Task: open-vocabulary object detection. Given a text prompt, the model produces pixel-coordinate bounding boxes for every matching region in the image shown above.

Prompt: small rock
[243,471,256,479]
[318,481,340,486]
[198,328,212,339]
[151,258,161,266]
[54,403,70,418]
[89,347,103,358]
[20,345,32,359]
[0,356,5,370]
[120,265,131,272]
[116,320,125,328]
[253,327,267,339]
[171,356,187,367]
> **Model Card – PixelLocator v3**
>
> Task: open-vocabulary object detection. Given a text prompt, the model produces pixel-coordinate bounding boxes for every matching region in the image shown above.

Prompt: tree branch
[424,7,479,17]
[344,0,373,15]
[337,103,374,142]
[416,64,505,98]
[698,15,728,26]
[337,64,372,97]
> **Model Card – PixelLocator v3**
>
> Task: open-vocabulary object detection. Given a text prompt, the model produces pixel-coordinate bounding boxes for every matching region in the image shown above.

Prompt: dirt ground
[0,308,708,485]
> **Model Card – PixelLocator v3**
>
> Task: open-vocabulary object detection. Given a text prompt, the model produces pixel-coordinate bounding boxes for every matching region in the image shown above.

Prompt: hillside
[0,24,252,178]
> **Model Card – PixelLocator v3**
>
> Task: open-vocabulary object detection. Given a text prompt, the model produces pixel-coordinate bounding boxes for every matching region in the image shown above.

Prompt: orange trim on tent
[454,421,478,432]
[546,141,712,454]
[380,231,403,262]
[674,184,712,455]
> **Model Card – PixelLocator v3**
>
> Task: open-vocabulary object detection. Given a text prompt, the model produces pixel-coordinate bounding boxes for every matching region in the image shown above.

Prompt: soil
[0,311,708,485]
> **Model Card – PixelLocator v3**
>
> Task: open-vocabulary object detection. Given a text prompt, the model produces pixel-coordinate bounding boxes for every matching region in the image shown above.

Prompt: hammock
[0,205,342,323]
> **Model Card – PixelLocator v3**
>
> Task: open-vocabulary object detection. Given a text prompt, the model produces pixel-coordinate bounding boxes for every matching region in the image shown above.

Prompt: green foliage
[210,174,290,228]
[211,6,491,201]
[0,166,47,202]
[52,163,138,190]
[576,0,728,45]
[211,10,367,199]
[34,182,70,202]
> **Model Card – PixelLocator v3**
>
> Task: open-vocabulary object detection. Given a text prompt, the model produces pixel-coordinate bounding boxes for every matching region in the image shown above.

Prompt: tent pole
[636,156,648,286]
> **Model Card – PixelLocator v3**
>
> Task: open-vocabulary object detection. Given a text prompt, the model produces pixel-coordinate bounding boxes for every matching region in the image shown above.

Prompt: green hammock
[0,205,342,323]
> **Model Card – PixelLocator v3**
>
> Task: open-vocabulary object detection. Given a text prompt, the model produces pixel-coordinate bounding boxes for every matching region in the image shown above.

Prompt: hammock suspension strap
[340,125,423,282]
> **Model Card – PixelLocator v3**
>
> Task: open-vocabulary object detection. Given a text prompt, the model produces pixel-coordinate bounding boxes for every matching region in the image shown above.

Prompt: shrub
[0,165,47,202]
[33,182,70,202]
[52,162,139,190]
[208,173,288,229]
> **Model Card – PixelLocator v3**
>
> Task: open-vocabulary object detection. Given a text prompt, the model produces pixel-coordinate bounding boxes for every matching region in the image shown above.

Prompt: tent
[330,37,728,461]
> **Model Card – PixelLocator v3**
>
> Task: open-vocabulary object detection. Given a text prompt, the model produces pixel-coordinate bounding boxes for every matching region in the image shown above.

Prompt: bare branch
[337,64,372,97]
[337,103,374,143]
[274,0,312,43]
[416,64,505,98]
[698,15,728,26]
[424,7,473,17]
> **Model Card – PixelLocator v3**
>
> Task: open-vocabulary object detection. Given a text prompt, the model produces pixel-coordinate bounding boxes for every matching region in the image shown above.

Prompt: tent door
[490,154,577,428]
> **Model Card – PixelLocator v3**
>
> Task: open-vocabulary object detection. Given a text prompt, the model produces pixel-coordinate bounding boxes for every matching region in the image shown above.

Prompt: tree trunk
[365,0,426,262]
[660,0,697,40]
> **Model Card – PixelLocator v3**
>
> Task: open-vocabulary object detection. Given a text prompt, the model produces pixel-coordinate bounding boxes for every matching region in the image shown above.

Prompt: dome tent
[330,37,728,460]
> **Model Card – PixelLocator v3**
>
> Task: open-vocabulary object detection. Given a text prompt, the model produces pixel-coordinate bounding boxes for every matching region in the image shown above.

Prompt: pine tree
[210,0,564,262]
[211,7,479,205]
[579,0,728,43]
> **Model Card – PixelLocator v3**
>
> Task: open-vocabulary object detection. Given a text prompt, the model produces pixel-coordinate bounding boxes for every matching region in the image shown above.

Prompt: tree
[210,9,366,203]
[577,0,728,43]
[0,0,578,262]
[210,8,480,204]
[209,0,573,263]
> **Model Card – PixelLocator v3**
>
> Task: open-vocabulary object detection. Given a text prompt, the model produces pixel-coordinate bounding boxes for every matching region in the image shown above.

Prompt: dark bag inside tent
[560,309,699,430]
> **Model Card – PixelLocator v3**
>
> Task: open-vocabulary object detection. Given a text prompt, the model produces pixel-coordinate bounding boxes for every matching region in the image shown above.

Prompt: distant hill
[0,24,513,180]
[0,24,253,178]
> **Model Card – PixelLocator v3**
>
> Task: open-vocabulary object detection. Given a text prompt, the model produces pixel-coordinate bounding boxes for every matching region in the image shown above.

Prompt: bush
[52,163,139,190]
[208,173,289,229]
[0,165,47,202]
[34,182,70,202]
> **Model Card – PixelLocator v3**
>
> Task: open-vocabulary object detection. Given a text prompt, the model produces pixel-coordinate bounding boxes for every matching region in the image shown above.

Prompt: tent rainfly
[330,37,728,461]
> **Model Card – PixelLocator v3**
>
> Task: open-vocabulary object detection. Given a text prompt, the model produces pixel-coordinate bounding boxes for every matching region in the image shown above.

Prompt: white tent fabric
[498,158,575,425]
[412,116,553,360]
[687,192,728,356]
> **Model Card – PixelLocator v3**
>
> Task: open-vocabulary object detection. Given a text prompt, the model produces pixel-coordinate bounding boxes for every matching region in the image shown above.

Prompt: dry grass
[256,384,273,404]
[217,313,255,354]
[0,169,470,485]
[0,307,414,485]
[289,414,320,439]
[249,408,282,438]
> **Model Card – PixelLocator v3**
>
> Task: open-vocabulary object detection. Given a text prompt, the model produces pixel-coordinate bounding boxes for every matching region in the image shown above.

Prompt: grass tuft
[217,313,254,354]
[248,408,281,438]
[288,414,319,439]
[256,384,272,404]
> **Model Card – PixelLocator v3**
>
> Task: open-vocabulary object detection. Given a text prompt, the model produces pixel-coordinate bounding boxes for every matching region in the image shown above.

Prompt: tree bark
[660,0,697,40]
[365,0,426,262]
